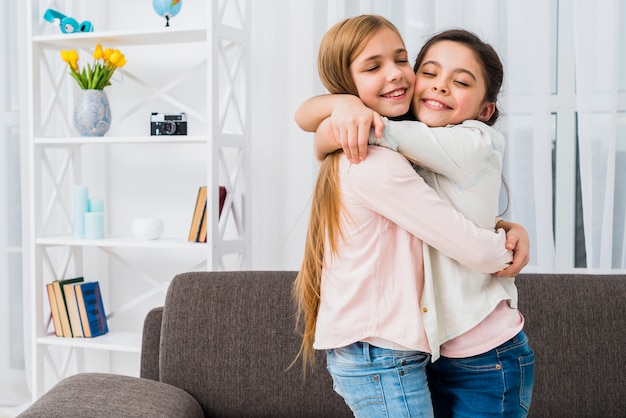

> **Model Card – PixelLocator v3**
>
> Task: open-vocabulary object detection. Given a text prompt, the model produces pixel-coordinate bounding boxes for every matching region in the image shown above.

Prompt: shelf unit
[25,0,251,399]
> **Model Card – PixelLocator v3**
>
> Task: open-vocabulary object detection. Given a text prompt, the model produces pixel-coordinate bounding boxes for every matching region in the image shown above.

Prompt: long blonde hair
[292,15,406,373]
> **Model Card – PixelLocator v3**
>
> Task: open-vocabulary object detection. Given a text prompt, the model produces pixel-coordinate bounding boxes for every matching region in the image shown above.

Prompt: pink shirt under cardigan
[313,146,512,353]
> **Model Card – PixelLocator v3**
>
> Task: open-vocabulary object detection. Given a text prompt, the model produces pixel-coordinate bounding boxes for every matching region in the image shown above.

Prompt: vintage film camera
[150,112,188,136]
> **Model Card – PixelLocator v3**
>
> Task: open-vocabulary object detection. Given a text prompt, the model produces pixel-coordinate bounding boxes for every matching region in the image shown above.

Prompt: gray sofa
[19,271,626,417]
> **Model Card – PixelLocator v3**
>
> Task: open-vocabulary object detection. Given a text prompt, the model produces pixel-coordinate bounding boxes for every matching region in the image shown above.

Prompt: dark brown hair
[414,29,510,214]
[413,29,504,126]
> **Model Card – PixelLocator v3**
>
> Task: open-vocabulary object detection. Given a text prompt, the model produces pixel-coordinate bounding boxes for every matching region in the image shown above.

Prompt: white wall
[96,0,321,271]
[250,0,321,270]
[0,0,29,408]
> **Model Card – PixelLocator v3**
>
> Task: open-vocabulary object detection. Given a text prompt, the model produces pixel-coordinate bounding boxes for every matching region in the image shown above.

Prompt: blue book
[75,281,109,338]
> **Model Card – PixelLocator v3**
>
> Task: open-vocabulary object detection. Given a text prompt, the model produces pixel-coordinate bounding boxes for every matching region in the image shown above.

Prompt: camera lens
[163,120,176,134]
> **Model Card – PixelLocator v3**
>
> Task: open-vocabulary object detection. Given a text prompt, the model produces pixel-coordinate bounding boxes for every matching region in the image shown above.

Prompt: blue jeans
[426,330,535,418]
[326,342,434,418]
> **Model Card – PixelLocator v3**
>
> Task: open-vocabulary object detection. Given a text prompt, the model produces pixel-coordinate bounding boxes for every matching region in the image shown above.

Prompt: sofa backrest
[516,273,626,417]
[150,271,626,417]
[157,270,352,417]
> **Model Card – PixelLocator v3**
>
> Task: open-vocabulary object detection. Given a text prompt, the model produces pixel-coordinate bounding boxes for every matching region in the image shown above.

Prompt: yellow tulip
[103,48,113,61]
[116,55,127,68]
[109,50,121,65]
[93,44,103,60]
[60,49,77,64]
[61,44,127,90]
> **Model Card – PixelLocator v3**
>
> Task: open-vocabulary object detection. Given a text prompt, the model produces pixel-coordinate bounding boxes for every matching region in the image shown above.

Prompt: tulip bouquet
[60,44,127,90]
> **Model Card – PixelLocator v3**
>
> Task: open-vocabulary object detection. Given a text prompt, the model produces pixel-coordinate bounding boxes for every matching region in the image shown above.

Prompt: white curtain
[0,0,29,408]
[322,0,626,273]
[574,0,626,270]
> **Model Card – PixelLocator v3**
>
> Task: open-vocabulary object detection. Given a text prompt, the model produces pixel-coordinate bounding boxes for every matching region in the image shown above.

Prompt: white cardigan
[372,118,519,360]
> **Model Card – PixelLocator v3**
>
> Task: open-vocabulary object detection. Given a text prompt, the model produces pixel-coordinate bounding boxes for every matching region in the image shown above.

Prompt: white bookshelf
[25,0,251,399]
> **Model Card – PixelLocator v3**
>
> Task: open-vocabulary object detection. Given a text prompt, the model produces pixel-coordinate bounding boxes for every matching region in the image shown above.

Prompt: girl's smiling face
[349,27,415,118]
[413,40,495,127]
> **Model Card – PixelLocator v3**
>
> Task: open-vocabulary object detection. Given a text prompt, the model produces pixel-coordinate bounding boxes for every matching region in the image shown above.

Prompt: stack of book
[188,186,227,242]
[46,277,109,338]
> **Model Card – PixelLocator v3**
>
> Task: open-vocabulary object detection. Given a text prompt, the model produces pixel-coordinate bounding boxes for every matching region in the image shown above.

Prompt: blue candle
[84,212,104,239]
[74,185,89,238]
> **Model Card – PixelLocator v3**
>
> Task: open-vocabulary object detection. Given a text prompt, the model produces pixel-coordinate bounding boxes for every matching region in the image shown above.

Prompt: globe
[152,0,182,27]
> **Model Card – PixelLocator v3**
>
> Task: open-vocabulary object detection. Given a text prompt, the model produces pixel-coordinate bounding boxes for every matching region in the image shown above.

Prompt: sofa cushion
[159,271,352,417]
[516,274,626,417]
[18,373,203,418]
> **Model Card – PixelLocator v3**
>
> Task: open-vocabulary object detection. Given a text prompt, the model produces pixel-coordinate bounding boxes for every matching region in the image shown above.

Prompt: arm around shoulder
[295,94,345,132]
[314,118,339,163]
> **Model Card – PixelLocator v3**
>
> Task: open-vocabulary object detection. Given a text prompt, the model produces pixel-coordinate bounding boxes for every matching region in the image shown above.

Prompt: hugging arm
[295,94,348,132]
[313,119,335,163]
[369,119,497,183]
[347,147,512,272]
[347,148,530,275]
[295,94,384,163]
[301,98,530,274]
[494,219,530,276]
[367,120,529,274]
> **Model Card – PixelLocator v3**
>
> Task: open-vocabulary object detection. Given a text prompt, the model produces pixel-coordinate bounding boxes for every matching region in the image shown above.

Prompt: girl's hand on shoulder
[331,96,383,163]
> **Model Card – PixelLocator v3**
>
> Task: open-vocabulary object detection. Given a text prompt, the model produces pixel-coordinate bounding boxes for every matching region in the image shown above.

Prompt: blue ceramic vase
[73,89,111,137]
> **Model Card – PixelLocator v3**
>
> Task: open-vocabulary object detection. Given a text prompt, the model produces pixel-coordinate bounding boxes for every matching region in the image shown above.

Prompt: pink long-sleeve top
[313,146,512,353]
